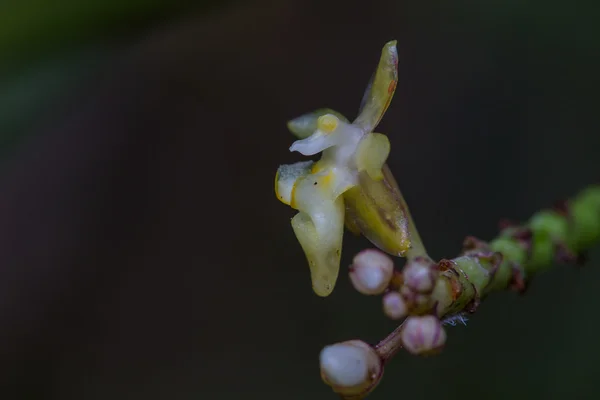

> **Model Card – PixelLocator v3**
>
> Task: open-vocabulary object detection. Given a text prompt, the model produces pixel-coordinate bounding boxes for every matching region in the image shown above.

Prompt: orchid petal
[287,109,349,139]
[342,166,411,257]
[354,132,390,181]
[289,130,339,156]
[291,171,345,297]
[275,161,314,207]
[354,40,398,132]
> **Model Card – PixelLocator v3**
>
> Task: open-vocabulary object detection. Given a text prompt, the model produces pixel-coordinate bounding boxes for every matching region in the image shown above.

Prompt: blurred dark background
[1,0,599,399]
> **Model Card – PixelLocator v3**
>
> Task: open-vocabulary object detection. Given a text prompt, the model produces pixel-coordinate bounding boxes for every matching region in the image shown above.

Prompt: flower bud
[402,259,438,294]
[320,340,382,397]
[399,285,429,308]
[349,249,394,295]
[382,291,407,320]
[401,315,446,355]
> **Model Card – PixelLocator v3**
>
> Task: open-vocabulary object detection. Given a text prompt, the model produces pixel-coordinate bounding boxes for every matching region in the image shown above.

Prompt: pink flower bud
[400,285,429,308]
[349,249,394,295]
[401,315,446,355]
[402,259,438,294]
[382,291,407,320]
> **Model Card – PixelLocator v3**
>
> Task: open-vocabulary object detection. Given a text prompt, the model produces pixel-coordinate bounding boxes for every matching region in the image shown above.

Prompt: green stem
[433,184,600,318]
[376,184,600,362]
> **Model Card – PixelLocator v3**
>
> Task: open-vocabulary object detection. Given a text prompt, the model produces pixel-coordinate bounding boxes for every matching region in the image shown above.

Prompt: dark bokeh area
[1,0,599,399]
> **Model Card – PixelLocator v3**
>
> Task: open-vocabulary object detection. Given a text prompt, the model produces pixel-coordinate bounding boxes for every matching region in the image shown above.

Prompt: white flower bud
[349,249,394,295]
[319,340,382,397]
[401,315,446,355]
[320,343,369,388]
[382,291,407,320]
[402,259,438,294]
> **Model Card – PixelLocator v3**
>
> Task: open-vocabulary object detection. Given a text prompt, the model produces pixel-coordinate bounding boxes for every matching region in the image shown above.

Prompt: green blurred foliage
[0,0,200,73]
[0,0,228,166]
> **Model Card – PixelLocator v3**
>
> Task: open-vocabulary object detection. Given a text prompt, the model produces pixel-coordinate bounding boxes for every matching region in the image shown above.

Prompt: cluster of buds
[349,249,441,314]
[319,249,447,397]
[384,256,440,320]
[350,249,447,355]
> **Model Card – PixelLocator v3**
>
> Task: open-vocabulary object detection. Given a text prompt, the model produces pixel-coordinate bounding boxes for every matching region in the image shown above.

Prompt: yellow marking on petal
[321,170,334,187]
[317,114,339,133]
[290,167,337,209]
[275,161,313,207]
[311,161,326,174]
[290,181,299,209]
[287,109,349,139]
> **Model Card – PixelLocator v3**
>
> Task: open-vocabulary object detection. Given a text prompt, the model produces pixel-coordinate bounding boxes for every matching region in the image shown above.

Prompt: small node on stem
[349,249,394,295]
[401,315,446,356]
[319,340,383,398]
[382,291,407,320]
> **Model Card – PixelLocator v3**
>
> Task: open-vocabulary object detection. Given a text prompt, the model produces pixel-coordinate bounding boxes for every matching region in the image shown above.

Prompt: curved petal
[287,109,349,139]
[342,167,411,257]
[289,130,338,156]
[353,40,398,132]
[291,172,345,297]
[275,161,314,207]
